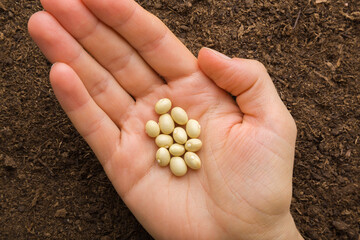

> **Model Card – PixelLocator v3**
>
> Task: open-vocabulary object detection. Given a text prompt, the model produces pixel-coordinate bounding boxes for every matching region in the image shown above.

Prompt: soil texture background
[0,0,359,239]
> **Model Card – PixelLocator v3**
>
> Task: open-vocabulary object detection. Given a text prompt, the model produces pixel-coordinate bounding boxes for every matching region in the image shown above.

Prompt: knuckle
[251,59,268,73]
[138,28,168,54]
[89,77,110,98]
[289,115,298,136]
[284,110,298,140]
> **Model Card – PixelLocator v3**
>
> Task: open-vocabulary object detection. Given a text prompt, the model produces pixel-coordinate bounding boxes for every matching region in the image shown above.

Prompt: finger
[198,48,296,141]
[82,0,198,80]
[40,0,163,98]
[28,12,134,126]
[50,62,120,168]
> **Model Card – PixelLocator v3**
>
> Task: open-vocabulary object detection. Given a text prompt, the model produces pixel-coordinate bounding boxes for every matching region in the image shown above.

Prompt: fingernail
[206,47,231,59]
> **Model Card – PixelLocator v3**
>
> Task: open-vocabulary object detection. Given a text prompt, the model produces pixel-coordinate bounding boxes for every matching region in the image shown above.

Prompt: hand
[28,0,303,239]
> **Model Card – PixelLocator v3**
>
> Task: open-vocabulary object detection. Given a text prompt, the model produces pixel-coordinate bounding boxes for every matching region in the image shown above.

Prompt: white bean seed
[171,107,188,125]
[155,134,173,148]
[145,120,160,138]
[173,127,187,144]
[169,144,185,157]
[170,157,188,177]
[155,98,172,114]
[186,119,201,138]
[159,113,175,134]
[156,147,171,166]
[148,99,204,175]
[184,152,201,170]
[185,139,202,152]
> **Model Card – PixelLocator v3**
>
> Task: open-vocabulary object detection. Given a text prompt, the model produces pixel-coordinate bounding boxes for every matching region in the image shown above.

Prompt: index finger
[82,0,199,80]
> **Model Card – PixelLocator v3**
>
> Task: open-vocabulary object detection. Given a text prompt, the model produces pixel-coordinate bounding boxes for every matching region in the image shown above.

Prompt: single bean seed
[185,139,202,152]
[155,134,173,148]
[186,119,201,138]
[145,120,160,137]
[170,157,188,177]
[173,127,187,144]
[156,147,171,166]
[169,144,185,157]
[155,98,172,114]
[171,107,188,125]
[184,152,201,170]
[159,113,175,134]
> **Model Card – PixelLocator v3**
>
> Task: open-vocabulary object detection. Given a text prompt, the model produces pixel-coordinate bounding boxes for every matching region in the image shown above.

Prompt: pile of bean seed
[145,98,202,177]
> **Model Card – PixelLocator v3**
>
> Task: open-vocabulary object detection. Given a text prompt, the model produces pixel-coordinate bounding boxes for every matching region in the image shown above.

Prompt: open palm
[29,0,302,239]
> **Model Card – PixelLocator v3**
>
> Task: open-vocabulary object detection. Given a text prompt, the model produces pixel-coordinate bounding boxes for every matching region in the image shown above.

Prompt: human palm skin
[28,0,303,239]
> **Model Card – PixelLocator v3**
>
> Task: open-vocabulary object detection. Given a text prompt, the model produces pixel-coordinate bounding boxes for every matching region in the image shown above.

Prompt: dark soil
[1,0,359,239]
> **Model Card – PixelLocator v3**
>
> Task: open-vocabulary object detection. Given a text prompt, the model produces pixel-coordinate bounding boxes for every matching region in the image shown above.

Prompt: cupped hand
[28,0,302,239]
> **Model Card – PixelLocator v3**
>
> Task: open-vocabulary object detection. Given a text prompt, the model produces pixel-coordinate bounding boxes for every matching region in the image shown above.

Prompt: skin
[28,0,304,239]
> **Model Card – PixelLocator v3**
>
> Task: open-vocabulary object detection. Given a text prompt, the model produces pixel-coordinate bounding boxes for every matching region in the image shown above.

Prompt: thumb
[198,47,296,141]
